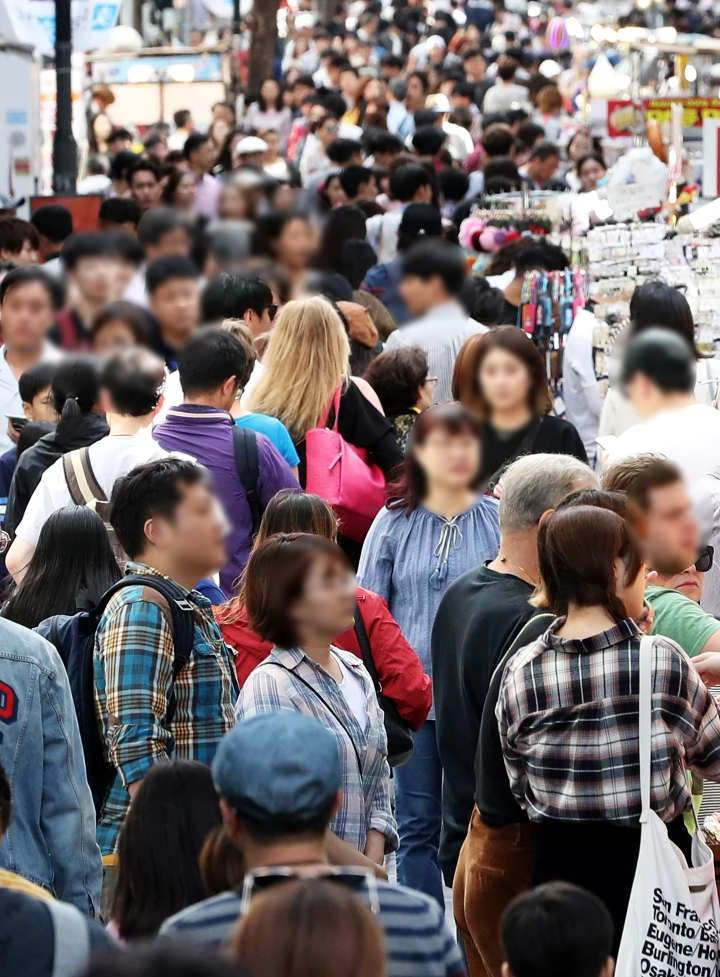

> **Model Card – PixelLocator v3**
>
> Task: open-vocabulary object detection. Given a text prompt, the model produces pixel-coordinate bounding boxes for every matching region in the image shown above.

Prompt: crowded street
[2,0,720,975]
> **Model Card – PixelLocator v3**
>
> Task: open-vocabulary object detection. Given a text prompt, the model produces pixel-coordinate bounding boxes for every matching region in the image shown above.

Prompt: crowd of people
[2,0,720,975]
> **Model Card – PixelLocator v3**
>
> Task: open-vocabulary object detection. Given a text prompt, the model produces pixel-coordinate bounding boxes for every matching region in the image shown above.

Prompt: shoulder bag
[615,635,720,977]
[305,386,386,543]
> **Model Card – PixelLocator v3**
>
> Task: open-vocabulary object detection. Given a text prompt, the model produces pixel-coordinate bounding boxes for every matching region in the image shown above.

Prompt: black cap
[621,327,696,394]
[399,203,443,241]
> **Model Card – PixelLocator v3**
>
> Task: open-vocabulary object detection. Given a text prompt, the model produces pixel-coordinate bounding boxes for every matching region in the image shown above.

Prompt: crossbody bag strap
[262,660,363,773]
[354,604,381,694]
[63,450,91,506]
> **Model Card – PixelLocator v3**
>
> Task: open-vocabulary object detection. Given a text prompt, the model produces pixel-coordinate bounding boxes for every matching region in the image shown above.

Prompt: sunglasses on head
[239,867,380,916]
[696,545,714,574]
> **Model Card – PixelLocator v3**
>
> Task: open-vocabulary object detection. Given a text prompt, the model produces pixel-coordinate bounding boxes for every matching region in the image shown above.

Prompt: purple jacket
[154,405,299,593]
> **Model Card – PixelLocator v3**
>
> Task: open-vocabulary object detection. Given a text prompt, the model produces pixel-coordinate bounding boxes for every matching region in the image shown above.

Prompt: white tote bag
[615,636,720,977]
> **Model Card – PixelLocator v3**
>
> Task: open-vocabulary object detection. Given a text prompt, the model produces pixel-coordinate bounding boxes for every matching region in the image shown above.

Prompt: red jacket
[216,586,432,730]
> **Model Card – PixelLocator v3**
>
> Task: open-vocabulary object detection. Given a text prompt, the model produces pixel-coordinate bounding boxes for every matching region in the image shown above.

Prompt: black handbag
[354,605,414,768]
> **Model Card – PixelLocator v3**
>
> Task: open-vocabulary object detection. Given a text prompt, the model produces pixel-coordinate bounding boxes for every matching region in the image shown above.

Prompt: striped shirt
[235,646,398,852]
[496,618,720,824]
[160,871,466,977]
[384,301,487,403]
[93,563,238,855]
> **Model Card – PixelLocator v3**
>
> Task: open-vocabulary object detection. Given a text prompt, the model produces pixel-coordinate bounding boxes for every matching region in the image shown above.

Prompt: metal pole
[232,0,241,40]
[53,0,77,193]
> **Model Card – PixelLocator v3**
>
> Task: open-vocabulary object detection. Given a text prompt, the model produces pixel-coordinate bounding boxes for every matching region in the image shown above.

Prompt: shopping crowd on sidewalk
[3,0,720,975]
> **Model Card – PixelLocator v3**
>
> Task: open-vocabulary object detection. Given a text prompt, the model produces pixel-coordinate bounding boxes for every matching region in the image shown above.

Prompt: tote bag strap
[638,635,701,832]
[319,386,344,430]
[638,635,653,824]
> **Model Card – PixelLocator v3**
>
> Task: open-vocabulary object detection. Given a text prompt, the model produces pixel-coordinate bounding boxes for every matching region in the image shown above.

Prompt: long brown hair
[388,402,483,512]
[232,878,387,977]
[452,326,553,422]
[538,506,643,621]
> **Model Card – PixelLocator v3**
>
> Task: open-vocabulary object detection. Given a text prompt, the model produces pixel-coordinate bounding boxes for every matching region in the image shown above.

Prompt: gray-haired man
[432,453,596,977]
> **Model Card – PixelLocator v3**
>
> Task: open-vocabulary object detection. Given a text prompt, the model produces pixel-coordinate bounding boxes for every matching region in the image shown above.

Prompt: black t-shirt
[480,414,588,486]
[498,297,520,326]
[474,611,554,828]
[432,563,535,884]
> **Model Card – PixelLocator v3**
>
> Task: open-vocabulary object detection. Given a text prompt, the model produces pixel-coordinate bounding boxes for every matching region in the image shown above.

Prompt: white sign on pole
[703,119,720,200]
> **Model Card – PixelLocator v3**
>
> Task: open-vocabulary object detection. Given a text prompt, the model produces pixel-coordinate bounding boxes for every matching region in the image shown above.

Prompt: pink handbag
[305,386,386,542]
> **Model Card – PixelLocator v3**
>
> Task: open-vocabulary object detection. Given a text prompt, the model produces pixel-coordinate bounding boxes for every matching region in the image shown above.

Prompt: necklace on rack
[497,553,538,588]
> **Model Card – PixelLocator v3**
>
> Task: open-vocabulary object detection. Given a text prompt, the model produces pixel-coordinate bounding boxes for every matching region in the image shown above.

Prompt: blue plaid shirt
[93,564,237,855]
[235,646,398,853]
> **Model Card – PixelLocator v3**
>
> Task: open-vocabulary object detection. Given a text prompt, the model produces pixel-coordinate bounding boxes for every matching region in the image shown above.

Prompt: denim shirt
[0,618,102,914]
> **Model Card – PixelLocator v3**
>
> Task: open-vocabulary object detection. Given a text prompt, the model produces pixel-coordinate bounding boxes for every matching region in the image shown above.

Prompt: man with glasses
[604,455,720,658]
[200,274,277,339]
[153,328,298,594]
[161,711,466,977]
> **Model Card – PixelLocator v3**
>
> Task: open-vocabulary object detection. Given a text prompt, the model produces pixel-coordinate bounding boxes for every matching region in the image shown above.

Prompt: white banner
[0,0,122,56]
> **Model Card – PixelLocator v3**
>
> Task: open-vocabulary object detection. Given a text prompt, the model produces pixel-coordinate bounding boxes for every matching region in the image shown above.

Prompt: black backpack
[36,575,196,816]
[232,425,262,535]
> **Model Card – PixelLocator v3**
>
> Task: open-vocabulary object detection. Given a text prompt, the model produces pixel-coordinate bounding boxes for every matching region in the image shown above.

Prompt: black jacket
[4,413,109,537]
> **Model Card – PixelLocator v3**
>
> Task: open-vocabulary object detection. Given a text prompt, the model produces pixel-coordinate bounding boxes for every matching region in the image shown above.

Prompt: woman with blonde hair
[248,295,402,496]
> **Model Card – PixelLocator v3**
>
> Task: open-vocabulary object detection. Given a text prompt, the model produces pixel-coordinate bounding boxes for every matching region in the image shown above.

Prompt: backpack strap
[63,447,107,507]
[46,899,90,977]
[232,425,262,536]
[98,575,197,724]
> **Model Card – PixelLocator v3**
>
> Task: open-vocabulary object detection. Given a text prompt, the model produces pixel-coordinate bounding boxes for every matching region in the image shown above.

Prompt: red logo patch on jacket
[0,681,17,723]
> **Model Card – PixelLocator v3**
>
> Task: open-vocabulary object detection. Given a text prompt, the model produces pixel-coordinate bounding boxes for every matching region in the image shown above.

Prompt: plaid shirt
[94,564,237,855]
[235,646,398,853]
[496,618,720,825]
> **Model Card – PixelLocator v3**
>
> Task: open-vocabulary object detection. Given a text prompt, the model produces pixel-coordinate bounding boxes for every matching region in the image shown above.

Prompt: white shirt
[482,81,530,115]
[385,301,487,403]
[562,309,603,464]
[15,429,168,546]
[123,266,148,307]
[334,653,368,732]
[0,343,62,454]
[606,401,720,617]
[606,402,720,485]
[366,209,405,264]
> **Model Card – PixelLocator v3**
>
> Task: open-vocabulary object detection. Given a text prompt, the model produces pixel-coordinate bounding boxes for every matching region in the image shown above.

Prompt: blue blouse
[357,497,500,719]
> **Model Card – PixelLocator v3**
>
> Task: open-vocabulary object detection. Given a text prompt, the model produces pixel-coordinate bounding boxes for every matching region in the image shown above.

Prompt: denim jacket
[0,618,102,914]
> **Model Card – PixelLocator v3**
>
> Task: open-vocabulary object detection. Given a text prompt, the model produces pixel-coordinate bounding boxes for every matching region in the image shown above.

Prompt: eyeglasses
[695,545,714,573]
[424,376,439,386]
[265,304,278,322]
[239,866,381,916]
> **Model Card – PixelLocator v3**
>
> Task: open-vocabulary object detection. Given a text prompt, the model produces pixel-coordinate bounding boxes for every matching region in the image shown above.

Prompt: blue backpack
[36,575,196,816]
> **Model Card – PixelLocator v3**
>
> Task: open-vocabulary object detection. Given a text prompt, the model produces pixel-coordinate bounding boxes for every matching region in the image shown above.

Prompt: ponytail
[50,356,102,420]
[60,396,82,420]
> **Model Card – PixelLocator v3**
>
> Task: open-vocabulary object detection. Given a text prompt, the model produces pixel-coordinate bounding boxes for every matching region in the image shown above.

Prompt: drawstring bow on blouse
[430,516,463,588]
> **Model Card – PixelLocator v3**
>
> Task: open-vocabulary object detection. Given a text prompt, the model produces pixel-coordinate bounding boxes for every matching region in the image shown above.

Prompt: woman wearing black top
[453,326,586,489]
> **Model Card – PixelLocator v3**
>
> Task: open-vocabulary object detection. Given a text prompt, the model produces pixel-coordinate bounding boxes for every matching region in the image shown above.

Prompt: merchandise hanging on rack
[518,268,590,392]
